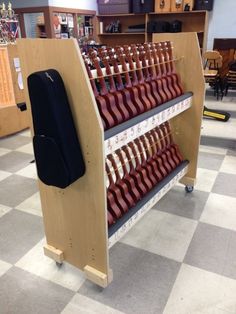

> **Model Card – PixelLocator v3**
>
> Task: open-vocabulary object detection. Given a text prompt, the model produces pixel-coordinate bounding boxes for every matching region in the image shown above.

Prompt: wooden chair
[203,50,223,100]
[203,51,230,121]
[225,61,236,96]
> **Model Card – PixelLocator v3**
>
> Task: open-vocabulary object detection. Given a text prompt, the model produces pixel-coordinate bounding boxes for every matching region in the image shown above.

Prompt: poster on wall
[53,14,61,39]
[67,14,74,28]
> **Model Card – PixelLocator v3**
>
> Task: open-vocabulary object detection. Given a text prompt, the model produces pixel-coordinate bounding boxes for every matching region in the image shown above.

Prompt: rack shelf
[104,92,193,155]
[108,160,189,247]
[18,32,204,288]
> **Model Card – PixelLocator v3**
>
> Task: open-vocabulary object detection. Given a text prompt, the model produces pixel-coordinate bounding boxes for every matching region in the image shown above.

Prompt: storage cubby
[97,11,208,55]
[17,32,204,287]
[96,13,147,45]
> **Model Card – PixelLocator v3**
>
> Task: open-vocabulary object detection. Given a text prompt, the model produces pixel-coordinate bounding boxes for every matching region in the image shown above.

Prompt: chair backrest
[203,50,222,70]
[227,70,236,84]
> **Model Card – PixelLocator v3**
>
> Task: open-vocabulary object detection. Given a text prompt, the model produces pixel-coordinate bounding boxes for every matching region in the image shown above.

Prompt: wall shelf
[97,11,209,54]
[98,33,145,36]
[149,10,207,15]
[97,13,146,17]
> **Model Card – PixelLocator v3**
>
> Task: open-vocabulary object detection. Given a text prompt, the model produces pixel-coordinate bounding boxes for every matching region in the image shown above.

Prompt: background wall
[11,0,97,10]
[207,0,236,49]
[12,0,49,8]
[48,0,97,10]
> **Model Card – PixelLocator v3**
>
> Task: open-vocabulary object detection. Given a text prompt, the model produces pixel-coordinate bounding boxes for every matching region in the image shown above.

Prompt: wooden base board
[179,176,196,187]
[84,265,113,288]
[44,244,64,264]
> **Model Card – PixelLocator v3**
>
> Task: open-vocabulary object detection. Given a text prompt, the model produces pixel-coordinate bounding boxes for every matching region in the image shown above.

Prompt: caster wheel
[185,185,194,193]
[56,261,63,267]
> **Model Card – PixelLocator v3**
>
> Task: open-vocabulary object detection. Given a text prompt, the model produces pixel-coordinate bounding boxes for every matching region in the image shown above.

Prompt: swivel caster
[185,185,194,193]
[56,261,63,267]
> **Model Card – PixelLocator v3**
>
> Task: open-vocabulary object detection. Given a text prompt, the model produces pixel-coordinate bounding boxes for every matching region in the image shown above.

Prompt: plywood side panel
[153,32,205,185]
[17,39,109,277]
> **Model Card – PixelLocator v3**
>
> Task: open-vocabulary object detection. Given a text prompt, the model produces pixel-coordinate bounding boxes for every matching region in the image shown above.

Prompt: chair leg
[225,84,229,96]
[215,82,219,100]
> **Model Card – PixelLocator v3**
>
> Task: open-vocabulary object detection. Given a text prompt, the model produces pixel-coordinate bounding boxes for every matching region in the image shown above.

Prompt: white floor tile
[121,210,197,262]
[199,145,227,156]
[195,168,218,192]
[0,170,11,182]
[201,118,236,140]
[205,96,236,112]
[61,294,124,314]
[18,129,31,137]
[0,147,11,157]
[163,264,236,314]
[15,192,42,217]
[219,276,236,314]
[15,239,85,291]
[16,142,34,155]
[0,204,12,218]
[0,259,12,277]
[15,163,37,179]
[200,193,236,232]
[220,155,236,175]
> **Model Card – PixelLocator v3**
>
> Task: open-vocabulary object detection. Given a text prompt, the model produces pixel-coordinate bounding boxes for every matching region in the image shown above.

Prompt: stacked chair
[203,50,230,122]
[225,61,236,96]
[203,50,223,100]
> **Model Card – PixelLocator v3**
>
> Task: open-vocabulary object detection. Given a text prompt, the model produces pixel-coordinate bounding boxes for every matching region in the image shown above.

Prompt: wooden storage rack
[17,32,204,287]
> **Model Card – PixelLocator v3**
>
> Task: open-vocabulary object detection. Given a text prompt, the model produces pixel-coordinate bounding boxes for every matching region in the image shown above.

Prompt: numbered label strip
[108,164,188,248]
[105,96,192,155]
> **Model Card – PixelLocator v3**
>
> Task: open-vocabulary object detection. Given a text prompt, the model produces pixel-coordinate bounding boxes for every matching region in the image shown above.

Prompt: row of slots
[106,121,183,226]
[84,41,184,131]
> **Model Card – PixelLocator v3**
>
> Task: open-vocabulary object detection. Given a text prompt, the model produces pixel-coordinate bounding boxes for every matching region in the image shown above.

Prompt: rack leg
[43,244,64,264]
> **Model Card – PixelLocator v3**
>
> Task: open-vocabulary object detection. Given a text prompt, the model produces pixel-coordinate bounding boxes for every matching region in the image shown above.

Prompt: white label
[105,96,192,155]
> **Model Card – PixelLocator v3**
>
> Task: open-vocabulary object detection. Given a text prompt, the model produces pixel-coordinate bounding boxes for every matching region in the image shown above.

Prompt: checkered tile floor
[0,129,236,314]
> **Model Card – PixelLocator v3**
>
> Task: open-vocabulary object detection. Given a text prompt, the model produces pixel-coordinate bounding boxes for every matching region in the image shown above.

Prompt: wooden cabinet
[170,0,183,12]
[18,32,204,287]
[97,10,208,54]
[15,7,96,41]
[155,0,171,13]
[96,13,147,45]
[0,45,28,137]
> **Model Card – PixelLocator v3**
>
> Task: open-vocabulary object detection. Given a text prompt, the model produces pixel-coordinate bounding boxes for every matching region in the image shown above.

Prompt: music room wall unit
[14,6,96,40]
[96,10,209,55]
[17,31,204,287]
[0,44,28,137]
